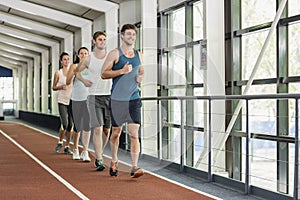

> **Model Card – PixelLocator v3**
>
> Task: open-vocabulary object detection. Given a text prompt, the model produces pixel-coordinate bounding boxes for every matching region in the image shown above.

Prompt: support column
[18,67,23,110]
[34,55,41,112]
[197,0,226,171]
[21,64,27,110]
[41,51,49,113]
[27,60,33,111]
[105,6,119,51]
[13,68,19,116]
[81,22,92,51]
[141,0,158,156]
[51,44,60,115]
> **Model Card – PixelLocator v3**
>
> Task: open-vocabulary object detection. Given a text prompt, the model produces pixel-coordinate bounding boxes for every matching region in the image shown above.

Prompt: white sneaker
[73,149,80,160]
[80,150,91,162]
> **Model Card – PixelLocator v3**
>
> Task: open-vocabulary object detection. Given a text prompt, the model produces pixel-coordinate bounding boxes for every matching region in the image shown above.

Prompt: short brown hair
[120,24,137,34]
[93,31,106,40]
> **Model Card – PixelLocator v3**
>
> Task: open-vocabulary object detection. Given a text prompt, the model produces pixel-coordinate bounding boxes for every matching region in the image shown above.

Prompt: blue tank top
[111,48,141,101]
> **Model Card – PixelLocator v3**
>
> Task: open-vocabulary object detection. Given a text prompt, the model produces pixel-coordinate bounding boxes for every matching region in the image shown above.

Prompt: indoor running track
[0,121,218,200]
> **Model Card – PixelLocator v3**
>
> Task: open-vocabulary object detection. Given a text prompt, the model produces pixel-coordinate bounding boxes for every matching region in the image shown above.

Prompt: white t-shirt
[87,53,112,95]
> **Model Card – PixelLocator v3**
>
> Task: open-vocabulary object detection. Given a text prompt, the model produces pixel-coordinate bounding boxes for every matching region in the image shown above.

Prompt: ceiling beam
[64,0,118,12]
[0,11,73,56]
[0,0,92,50]
[0,0,91,27]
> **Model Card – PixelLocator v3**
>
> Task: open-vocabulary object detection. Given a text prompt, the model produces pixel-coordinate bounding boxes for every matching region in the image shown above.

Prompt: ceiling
[0,0,122,69]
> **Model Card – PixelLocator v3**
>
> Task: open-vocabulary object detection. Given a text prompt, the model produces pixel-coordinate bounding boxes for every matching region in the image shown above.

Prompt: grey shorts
[87,95,111,129]
[71,100,90,132]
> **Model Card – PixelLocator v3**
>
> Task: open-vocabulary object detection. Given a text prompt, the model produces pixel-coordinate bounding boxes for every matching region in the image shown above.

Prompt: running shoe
[72,149,80,160]
[80,151,91,162]
[109,161,118,177]
[94,159,105,171]
[64,146,73,155]
[130,167,144,178]
[54,143,63,153]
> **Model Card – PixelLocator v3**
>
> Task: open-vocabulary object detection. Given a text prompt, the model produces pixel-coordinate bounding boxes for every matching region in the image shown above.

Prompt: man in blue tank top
[101,24,144,178]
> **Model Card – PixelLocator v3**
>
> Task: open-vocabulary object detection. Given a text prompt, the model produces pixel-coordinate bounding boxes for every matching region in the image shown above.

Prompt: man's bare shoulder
[108,48,119,57]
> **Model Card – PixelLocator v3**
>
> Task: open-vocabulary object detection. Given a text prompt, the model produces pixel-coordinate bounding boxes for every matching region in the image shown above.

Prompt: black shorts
[110,98,142,127]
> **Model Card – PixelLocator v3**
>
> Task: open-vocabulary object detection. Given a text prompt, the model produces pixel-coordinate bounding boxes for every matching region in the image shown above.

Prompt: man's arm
[74,56,90,73]
[75,71,92,87]
[101,49,132,79]
[73,56,92,87]
[66,64,76,85]
[136,51,144,83]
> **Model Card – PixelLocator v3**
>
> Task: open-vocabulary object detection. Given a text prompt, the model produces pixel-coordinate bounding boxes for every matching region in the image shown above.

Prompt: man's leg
[110,126,122,162]
[103,127,110,152]
[93,126,103,160]
[109,126,122,176]
[128,123,144,178]
[128,124,140,167]
[82,130,91,151]
[93,126,107,171]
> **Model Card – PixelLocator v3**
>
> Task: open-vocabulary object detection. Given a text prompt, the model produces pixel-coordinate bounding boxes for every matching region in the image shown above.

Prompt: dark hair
[120,24,137,35]
[58,52,69,69]
[59,52,69,61]
[93,31,106,41]
[74,47,89,64]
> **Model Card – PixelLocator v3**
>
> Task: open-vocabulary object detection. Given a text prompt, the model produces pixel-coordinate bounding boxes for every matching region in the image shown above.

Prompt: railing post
[180,99,185,172]
[294,99,299,200]
[245,99,250,194]
[208,99,212,182]
[158,100,162,161]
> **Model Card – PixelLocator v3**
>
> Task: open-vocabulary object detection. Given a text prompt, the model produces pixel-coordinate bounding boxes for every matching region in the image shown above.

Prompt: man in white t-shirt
[75,31,112,171]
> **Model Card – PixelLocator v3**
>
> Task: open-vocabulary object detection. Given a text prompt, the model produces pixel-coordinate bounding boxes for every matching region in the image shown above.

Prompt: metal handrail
[141,93,300,199]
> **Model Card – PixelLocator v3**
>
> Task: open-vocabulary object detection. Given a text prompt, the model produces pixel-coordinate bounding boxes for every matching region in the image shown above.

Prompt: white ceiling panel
[0,0,121,70]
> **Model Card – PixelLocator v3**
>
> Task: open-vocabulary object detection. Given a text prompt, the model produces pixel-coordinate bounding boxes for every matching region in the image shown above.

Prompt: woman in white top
[66,47,91,161]
[52,52,73,155]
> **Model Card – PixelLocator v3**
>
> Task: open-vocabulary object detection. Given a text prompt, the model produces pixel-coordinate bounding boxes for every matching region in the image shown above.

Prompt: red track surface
[0,122,215,200]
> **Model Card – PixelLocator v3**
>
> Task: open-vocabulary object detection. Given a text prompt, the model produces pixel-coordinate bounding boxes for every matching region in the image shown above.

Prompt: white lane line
[0,129,89,200]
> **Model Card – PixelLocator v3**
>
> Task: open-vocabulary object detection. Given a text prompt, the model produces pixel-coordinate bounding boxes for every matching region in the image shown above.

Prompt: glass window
[193,44,204,84]
[248,139,277,191]
[288,83,300,137]
[288,23,300,76]
[193,89,204,127]
[193,1,204,41]
[242,85,276,135]
[169,127,181,164]
[241,0,276,28]
[241,30,276,80]
[168,48,186,85]
[168,7,185,47]
[0,77,14,110]
[0,77,13,100]
[193,130,206,168]
[288,0,300,17]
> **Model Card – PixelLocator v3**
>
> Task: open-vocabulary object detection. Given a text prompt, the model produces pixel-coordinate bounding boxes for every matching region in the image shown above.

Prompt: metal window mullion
[294,99,299,200]
[208,99,212,181]
[180,99,186,172]
[245,99,250,194]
